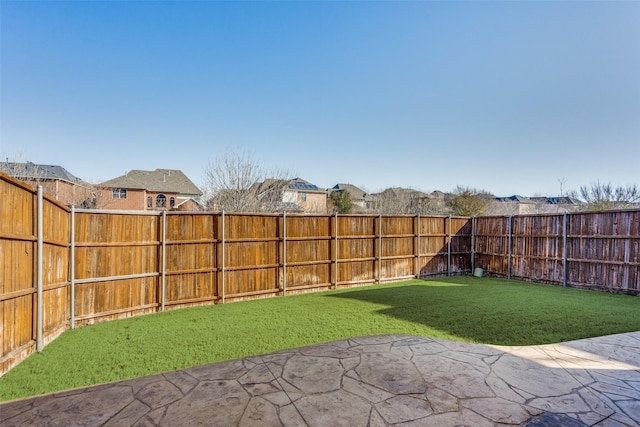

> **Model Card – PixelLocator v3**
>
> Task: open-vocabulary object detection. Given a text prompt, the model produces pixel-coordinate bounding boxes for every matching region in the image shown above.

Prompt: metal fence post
[36,186,43,352]
[470,216,475,273]
[378,214,382,284]
[211,212,216,301]
[563,212,568,287]
[221,211,225,304]
[161,211,166,311]
[447,215,452,276]
[283,211,287,296]
[334,212,338,289]
[70,206,75,329]
[417,214,421,279]
[507,215,513,280]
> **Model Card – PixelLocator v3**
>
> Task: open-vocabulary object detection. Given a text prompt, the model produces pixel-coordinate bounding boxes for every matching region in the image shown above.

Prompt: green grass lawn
[1,276,639,402]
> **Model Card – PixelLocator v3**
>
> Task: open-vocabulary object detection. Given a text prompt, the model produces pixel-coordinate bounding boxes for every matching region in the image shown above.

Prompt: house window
[156,194,166,208]
[301,192,307,202]
[170,197,175,208]
[112,188,127,199]
[147,197,152,208]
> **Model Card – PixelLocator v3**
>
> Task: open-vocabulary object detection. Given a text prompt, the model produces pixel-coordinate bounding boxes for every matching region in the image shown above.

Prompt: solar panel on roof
[292,182,314,190]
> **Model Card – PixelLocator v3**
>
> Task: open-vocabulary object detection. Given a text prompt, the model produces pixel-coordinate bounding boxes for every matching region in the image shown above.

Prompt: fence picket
[2,171,638,377]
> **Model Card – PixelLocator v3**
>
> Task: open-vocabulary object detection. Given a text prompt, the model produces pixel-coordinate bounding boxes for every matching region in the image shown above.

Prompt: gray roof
[253,178,285,193]
[100,169,202,195]
[0,162,83,183]
[530,196,583,205]
[497,195,583,205]
[495,195,533,203]
[287,178,327,194]
[374,187,429,199]
[330,183,371,201]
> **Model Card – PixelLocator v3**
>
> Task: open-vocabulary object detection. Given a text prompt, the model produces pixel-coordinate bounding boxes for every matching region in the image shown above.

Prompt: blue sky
[1,1,639,196]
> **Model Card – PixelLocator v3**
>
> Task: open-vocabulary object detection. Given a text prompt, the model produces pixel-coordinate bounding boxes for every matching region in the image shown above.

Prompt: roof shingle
[100,169,202,195]
[0,162,83,183]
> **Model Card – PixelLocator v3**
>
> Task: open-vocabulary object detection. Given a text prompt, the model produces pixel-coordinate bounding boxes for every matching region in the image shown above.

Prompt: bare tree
[446,186,493,217]
[574,181,640,211]
[557,177,568,197]
[202,148,292,213]
[369,188,418,214]
[369,187,447,215]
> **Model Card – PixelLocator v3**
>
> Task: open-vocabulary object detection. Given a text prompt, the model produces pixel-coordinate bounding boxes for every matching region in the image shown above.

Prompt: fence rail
[1,171,638,377]
[1,175,70,375]
[473,211,640,293]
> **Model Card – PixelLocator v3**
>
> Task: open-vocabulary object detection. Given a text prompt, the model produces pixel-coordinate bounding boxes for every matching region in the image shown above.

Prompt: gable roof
[252,178,286,196]
[286,178,327,194]
[0,162,83,183]
[100,169,202,195]
[330,183,370,201]
[374,187,428,199]
[495,195,533,203]
[530,196,583,205]
[496,195,583,205]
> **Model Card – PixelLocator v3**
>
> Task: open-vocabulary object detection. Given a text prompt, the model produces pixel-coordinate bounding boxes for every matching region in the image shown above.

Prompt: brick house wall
[145,191,180,210]
[96,188,147,210]
[97,169,202,212]
[22,178,94,207]
[96,188,184,211]
[173,198,203,211]
[296,191,327,213]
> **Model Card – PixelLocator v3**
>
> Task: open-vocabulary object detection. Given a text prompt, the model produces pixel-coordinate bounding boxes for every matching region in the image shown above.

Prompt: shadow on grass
[325,276,640,346]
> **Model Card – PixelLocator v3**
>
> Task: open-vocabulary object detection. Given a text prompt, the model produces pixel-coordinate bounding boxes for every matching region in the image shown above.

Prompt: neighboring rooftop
[287,178,326,193]
[373,187,429,200]
[100,169,202,195]
[0,161,84,183]
[330,183,368,200]
[530,196,583,205]
[495,195,582,205]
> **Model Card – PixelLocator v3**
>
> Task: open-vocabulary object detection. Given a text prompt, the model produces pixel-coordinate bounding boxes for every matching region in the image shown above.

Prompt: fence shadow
[325,280,489,343]
[324,277,618,346]
[417,217,472,278]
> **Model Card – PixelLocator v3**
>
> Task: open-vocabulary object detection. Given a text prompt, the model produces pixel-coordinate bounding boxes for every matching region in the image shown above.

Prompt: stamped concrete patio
[1,332,639,426]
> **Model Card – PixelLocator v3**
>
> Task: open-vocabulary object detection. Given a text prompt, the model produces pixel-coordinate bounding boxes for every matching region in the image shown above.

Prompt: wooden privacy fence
[72,211,471,323]
[1,172,471,375]
[2,171,639,377]
[473,211,640,293]
[1,174,70,375]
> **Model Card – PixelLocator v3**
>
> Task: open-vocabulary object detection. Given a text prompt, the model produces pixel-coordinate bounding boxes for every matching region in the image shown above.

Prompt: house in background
[210,177,327,213]
[328,183,376,212]
[97,169,202,211]
[491,195,583,215]
[250,178,303,212]
[253,177,327,213]
[0,161,95,207]
[368,187,434,214]
[283,178,328,213]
